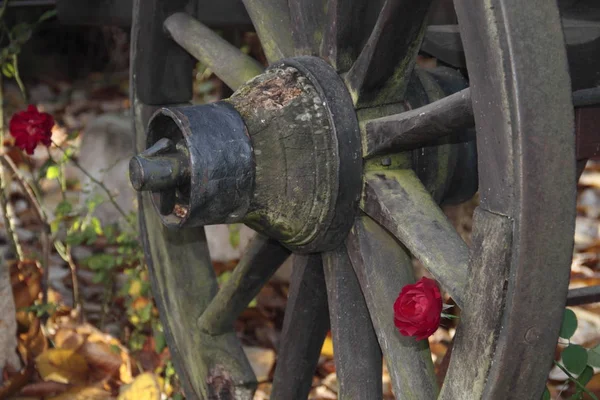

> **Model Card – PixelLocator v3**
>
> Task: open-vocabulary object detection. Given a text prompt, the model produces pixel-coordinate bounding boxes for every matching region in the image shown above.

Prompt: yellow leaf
[48,385,114,400]
[128,280,142,297]
[321,336,334,357]
[117,373,161,400]
[36,348,89,384]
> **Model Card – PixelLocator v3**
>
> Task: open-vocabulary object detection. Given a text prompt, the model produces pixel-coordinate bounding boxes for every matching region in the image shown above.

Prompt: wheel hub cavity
[130,56,362,253]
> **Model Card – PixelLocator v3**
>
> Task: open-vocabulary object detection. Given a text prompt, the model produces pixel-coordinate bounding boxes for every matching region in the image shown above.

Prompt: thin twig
[0,174,22,260]
[55,241,85,322]
[51,140,136,232]
[11,56,26,101]
[0,155,51,305]
[0,74,23,261]
[554,361,598,400]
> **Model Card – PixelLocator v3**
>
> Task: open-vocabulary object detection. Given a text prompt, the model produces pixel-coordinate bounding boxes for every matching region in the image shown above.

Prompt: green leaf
[66,130,80,141]
[541,386,551,400]
[11,22,33,44]
[560,309,578,339]
[569,366,595,400]
[90,217,103,235]
[588,344,600,368]
[38,9,57,22]
[1,62,14,78]
[153,322,166,353]
[562,344,588,375]
[46,165,60,180]
[138,303,152,323]
[55,201,73,217]
[577,365,594,387]
[228,224,241,249]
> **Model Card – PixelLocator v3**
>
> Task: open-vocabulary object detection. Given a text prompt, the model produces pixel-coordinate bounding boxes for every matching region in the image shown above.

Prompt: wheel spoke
[289,0,326,56]
[364,88,473,156]
[164,13,264,90]
[567,285,600,306]
[322,246,383,398]
[241,0,294,63]
[361,170,468,307]
[132,0,195,104]
[271,254,330,400]
[197,234,290,335]
[345,0,434,107]
[347,215,438,399]
[439,209,512,399]
[321,0,372,72]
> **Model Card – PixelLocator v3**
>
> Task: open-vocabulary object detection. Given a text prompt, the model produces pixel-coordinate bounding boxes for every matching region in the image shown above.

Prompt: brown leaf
[35,348,89,384]
[54,328,85,351]
[47,385,115,400]
[18,317,48,359]
[79,341,122,377]
[19,381,70,397]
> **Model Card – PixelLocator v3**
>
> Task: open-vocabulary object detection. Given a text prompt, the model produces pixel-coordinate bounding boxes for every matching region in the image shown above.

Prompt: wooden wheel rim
[130,0,576,398]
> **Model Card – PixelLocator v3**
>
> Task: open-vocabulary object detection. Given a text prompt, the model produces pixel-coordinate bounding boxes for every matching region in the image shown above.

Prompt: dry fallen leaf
[117,372,161,400]
[54,327,85,351]
[321,336,334,358]
[35,348,89,384]
[47,385,115,400]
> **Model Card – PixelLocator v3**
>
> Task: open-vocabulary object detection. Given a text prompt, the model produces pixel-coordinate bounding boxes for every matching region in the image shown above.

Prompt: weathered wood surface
[321,0,372,72]
[345,0,434,107]
[453,0,575,397]
[289,0,326,56]
[567,285,600,306]
[347,215,438,399]
[197,234,290,335]
[228,66,337,249]
[241,0,294,63]
[439,208,512,399]
[131,2,256,396]
[364,88,473,156]
[361,170,468,307]
[132,0,195,104]
[164,13,264,90]
[323,246,383,399]
[271,254,330,400]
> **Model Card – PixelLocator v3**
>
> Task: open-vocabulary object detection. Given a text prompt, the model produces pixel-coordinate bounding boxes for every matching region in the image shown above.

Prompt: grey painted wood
[364,88,473,156]
[439,208,512,399]
[289,0,326,56]
[320,0,372,73]
[347,215,438,399]
[131,1,256,397]
[361,170,468,307]
[197,234,291,335]
[323,246,383,399]
[344,0,434,107]
[567,285,600,306]
[164,13,264,90]
[133,0,195,104]
[270,254,330,400]
[241,0,294,63]
[452,0,575,397]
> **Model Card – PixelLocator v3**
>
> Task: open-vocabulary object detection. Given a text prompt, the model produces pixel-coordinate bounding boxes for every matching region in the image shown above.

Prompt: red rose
[393,277,442,340]
[9,105,54,155]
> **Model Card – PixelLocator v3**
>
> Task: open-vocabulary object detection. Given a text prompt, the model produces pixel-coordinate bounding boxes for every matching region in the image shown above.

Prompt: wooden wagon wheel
[129,0,576,398]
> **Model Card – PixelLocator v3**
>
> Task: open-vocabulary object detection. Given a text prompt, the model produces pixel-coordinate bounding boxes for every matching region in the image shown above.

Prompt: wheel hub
[130,56,362,253]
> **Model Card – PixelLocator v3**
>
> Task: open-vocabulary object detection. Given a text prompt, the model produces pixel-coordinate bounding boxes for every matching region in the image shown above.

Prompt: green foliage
[551,308,600,400]
[541,387,551,400]
[562,344,588,375]
[587,344,600,368]
[560,309,578,339]
[228,224,241,249]
[19,302,59,318]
